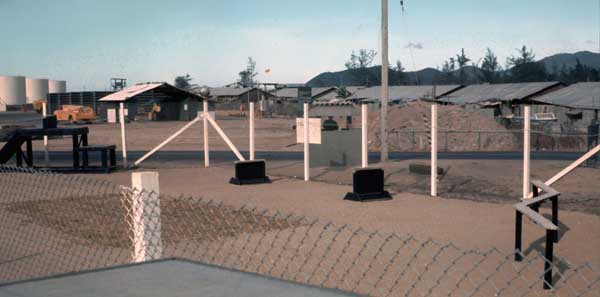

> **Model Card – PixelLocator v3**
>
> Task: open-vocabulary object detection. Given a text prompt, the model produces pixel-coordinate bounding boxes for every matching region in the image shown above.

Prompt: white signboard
[296,118,322,144]
[198,111,216,120]
[107,109,117,123]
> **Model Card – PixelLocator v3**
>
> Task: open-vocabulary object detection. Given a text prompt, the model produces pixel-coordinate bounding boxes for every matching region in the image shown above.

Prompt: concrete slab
[0,259,357,297]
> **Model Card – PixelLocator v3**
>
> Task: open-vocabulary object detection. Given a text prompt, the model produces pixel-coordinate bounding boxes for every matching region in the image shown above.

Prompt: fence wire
[0,166,598,296]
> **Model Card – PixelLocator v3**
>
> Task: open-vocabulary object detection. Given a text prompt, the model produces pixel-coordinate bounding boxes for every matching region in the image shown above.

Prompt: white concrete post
[249,101,255,160]
[42,102,49,161]
[523,105,531,199]
[119,102,128,167]
[303,102,310,181]
[131,172,162,262]
[361,103,368,168]
[203,100,209,167]
[431,104,438,197]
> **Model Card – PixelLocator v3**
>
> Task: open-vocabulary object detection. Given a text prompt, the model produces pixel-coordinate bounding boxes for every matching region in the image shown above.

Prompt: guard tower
[110,78,127,91]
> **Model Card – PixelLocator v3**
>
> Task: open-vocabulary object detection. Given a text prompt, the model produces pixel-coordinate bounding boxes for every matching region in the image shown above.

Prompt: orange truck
[54,105,96,123]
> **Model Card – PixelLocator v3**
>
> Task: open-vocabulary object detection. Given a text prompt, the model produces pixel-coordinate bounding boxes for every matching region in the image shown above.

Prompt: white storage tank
[48,80,67,93]
[26,78,49,103]
[0,75,27,106]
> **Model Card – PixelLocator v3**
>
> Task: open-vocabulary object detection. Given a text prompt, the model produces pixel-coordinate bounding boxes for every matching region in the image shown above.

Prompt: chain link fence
[387,130,598,152]
[1,166,599,296]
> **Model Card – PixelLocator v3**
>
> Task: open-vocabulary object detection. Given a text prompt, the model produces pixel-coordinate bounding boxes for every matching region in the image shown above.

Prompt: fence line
[385,130,599,152]
[0,166,599,296]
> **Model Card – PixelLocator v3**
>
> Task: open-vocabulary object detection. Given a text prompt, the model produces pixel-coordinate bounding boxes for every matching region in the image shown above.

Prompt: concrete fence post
[203,100,210,167]
[523,105,531,199]
[42,102,49,162]
[431,104,438,197]
[120,102,128,168]
[361,103,368,168]
[303,102,310,181]
[131,172,162,262]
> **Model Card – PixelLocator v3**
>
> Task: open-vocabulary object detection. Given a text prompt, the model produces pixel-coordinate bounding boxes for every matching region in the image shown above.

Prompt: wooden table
[14,127,89,169]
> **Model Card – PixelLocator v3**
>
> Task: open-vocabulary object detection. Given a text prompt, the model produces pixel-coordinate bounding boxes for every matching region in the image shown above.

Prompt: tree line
[344,46,600,86]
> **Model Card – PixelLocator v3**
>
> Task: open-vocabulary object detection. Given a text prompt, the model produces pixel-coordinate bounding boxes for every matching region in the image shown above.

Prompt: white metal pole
[42,102,49,162]
[380,0,389,162]
[249,101,255,160]
[203,100,209,167]
[361,103,368,168]
[523,105,531,199]
[304,102,310,181]
[120,102,128,168]
[131,172,162,262]
[431,104,438,197]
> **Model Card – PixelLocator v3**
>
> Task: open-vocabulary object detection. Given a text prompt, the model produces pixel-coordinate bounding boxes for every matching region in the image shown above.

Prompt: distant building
[441,82,564,118]
[99,82,203,121]
[530,82,600,131]
[46,91,114,117]
[350,85,463,104]
[194,87,275,113]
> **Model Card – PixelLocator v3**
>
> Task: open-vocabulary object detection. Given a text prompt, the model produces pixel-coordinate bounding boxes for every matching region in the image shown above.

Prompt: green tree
[481,48,500,83]
[174,74,192,90]
[238,57,258,87]
[507,46,536,67]
[455,48,471,84]
[456,48,471,68]
[345,49,377,70]
[392,60,407,84]
[506,46,547,82]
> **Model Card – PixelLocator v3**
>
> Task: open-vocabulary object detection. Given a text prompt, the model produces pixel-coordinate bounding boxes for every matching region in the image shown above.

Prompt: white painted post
[249,101,255,160]
[304,102,310,181]
[42,102,49,162]
[131,172,162,262]
[119,102,128,167]
[361,103,368,168]
[523,105,531,199]
[203,100,209,167]
[431,104,438,197]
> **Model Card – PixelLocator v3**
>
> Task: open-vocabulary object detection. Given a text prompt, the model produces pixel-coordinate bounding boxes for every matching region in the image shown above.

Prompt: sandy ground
[88,164,600,268]
[4,116,599,267]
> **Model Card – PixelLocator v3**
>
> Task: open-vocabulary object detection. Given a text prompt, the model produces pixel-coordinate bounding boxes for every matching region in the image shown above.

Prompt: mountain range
[306,51,600,87]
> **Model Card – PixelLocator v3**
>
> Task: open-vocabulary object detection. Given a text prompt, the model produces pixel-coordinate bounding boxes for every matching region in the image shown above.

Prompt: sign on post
[296,118,321,144]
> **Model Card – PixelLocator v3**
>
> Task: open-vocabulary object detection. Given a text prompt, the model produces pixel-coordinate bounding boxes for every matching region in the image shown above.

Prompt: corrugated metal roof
[205,87,253,97]
[312,100,354,106]
[98,83,165,102]
[441,82,561,105]
[350,85,462,102]
[273,87,336,98]
[532,82,600,110]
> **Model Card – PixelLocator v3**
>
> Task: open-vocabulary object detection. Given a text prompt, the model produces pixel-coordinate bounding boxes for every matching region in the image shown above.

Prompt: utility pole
[380,0,389,161]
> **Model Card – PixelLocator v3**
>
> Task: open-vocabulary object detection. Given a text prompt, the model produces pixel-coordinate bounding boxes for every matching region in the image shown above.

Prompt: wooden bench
[79,145,117,173]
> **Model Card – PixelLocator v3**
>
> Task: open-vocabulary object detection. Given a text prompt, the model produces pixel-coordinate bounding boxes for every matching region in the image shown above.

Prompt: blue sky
[0,0,598,90]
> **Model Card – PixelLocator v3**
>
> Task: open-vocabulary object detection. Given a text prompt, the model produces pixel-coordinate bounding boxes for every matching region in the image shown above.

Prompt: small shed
[98,83,203,121]
[440,82,564,118]
[350,85,463,103]
[530,82,600,129]
[198,87,275,112]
